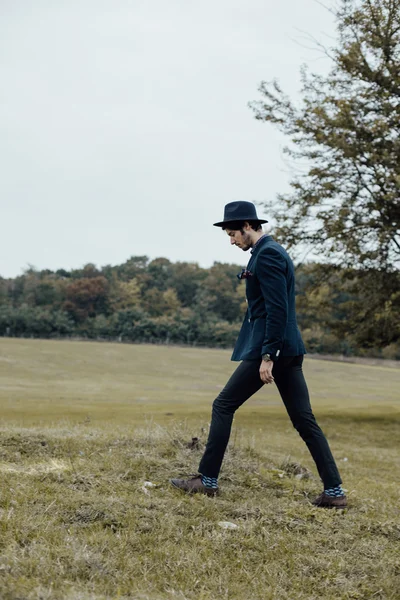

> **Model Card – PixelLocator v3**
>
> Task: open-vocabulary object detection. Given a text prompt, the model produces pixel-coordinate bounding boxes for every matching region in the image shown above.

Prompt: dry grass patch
[0,339,399,599]
[0,422,399,600]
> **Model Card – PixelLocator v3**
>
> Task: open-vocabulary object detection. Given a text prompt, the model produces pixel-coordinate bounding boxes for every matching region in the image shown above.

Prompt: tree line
[0,257,398,359]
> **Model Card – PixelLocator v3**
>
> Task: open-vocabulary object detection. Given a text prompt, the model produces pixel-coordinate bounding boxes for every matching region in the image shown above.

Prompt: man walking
[171,201,346,508]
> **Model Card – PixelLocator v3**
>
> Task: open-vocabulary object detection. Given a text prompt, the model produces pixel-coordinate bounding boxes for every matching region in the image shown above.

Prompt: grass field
[0,338,399,600]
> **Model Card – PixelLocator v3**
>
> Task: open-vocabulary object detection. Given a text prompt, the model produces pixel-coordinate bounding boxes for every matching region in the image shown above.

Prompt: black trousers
[198,356,342,488]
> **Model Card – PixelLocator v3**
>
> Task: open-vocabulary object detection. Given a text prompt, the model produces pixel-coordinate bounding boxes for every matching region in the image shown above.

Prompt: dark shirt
[250,233,268,254]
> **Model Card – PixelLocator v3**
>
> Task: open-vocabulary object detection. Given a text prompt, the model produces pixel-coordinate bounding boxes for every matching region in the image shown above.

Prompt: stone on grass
[218,521,239,530]
[141,481,157,494]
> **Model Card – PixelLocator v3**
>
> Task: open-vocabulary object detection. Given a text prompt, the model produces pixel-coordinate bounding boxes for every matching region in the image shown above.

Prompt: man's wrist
[262,353,273,362]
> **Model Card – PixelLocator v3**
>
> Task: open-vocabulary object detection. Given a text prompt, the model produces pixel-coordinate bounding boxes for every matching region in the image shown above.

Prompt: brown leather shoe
[312,492,347,509]
[170,474,218,497]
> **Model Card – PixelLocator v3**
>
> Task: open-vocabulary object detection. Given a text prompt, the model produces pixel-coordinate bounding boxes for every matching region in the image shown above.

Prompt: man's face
[226,226,252,251]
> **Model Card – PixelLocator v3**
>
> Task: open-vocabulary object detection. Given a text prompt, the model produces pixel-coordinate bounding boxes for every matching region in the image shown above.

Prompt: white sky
[0,0,336,277]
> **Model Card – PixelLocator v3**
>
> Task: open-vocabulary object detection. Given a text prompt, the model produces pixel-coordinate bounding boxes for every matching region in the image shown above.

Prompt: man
[171,201,346,508]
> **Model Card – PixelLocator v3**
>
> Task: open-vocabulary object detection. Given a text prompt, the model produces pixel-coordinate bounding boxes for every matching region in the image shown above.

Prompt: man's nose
[230,237,236,245]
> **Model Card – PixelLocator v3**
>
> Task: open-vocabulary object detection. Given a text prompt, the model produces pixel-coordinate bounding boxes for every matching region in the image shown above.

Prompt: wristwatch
[262,353,272,362]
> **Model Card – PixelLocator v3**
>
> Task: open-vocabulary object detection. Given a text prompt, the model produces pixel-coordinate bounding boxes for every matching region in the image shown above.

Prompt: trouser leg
[198,360,263,478]
[273,355,342,488]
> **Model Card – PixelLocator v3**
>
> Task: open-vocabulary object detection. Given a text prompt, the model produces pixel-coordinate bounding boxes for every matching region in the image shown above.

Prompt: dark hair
[222,220,263,232]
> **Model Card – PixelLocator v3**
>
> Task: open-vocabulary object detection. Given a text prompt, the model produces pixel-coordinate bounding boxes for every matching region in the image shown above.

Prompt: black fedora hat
[213,201,268,228]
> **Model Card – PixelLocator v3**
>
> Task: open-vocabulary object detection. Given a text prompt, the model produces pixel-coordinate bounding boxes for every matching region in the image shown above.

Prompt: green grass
[0,338,399,600]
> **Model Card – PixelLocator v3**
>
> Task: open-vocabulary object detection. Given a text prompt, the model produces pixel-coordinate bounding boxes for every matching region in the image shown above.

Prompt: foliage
[0,256,399,358]
[63,276,109,322]
[295,263,400,355]
[250,0,400,271]
[0,305,74,338]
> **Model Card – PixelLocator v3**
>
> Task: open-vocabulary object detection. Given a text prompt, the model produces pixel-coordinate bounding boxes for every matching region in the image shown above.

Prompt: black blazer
[231,236,306,362]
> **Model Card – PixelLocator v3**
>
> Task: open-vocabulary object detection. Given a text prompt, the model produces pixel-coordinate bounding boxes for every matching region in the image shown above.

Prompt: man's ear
[243,221,251,231]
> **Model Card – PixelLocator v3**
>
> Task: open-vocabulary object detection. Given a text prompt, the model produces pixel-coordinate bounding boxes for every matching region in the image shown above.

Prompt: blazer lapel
[246,235,272,271]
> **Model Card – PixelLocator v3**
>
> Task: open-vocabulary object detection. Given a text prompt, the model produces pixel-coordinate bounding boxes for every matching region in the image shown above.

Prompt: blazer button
[248,318,251,323]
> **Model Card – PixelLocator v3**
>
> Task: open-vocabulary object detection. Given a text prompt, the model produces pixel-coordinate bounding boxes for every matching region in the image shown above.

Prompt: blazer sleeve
[255,248,288,360]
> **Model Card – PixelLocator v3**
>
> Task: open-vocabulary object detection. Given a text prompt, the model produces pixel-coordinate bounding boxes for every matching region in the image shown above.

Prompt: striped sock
[324,484,345,498]
[201,475,218,489]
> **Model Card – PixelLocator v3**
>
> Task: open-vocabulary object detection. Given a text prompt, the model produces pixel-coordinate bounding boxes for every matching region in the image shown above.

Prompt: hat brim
[213,218,268,228]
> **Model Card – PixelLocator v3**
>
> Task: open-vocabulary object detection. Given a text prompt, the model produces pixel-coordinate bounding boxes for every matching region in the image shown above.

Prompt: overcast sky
[0,0,337,278]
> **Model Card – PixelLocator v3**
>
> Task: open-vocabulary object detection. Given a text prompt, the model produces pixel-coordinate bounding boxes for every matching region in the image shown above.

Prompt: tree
[110,256,149,282]
[0,278,7,306]
[195,262,243,323]
[250,0,400,271]
[295,262,400,353]
[108,276,142,311]
[146,258,173,292]
[142,287,181,317]
[170,262,207,306]
[70,263,101,279]
[63,276,109,321]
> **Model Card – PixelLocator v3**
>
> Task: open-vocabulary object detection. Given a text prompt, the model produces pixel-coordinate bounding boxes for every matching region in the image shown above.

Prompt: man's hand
[259,359,274,384]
